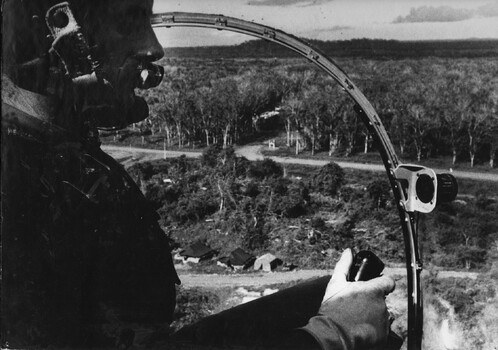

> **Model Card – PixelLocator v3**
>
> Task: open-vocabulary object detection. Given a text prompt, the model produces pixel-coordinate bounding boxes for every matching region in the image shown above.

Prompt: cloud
[394,6,473,23]
[329,25,352,32]
[476,2,498,17]
[315,25,352,33]
[394,2,498,23]
[247,0,331,7]
[305,25,352,39]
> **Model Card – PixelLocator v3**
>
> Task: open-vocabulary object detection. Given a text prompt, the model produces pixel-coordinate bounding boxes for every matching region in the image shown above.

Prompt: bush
[129,162,155,181]
[170,191,218,223]
[248,158,284,179]
[144,183,182,207]
[201,144,223,167]
[202,145,249,177]
[367,179,391,209]
[311,216,325,229]
[311,162,345,196]
[269,181,310,218]
[244,181,260,197]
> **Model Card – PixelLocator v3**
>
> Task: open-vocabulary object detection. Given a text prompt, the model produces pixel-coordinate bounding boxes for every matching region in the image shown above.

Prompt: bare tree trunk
[329,132,339,156]
[413,140,422,162]
[176,123,182,149]
[163,138,166,159]
[311,134,315,156]
[286,119,291,147]
[329,133,333,156]
[345,134,354,157]
[345,144,352,157]
[490,144,497,168]
[205,129,210,147]
[165,125,172,147]
[223,124,230,149]
[469,137,475,168]
[464,234,471,269]
[468,132,475,168]
[217,182,224,211]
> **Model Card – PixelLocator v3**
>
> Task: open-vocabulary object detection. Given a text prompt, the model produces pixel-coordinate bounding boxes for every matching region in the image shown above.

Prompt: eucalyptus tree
[149,80,184,148]
[194,86,215,147]
[435,70,470,165]
[400,76,439,162]
[300,84,331,155]
[326,87,351,156]
[384,76,411,157]
[280,70,311,147]
[465,75,497,167]
[167,78,192,149]
[480,76,497,168]
[281,92,303,147]
[210,77,240,149]
[487,113,498,168]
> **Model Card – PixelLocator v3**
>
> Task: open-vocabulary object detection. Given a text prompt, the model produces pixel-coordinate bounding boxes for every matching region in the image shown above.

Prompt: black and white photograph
[2,0,498,349]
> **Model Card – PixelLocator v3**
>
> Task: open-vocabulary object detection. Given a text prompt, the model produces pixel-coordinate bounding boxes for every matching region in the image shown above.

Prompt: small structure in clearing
[254,253,283,272]
[217,248,255,270]
[180,241,216,264]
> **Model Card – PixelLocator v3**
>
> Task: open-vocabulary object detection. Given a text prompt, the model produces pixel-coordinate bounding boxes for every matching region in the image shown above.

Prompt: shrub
[367,179,391,209]
[170,191,218,223]
[244,181,260,197]
[201,144,223,167]
[248,158,284,179]
[311,216,325,230]
[311,162,345,196]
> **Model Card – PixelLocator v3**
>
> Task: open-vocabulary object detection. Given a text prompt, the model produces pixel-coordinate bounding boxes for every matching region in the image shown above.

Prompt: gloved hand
[301,249,395,350]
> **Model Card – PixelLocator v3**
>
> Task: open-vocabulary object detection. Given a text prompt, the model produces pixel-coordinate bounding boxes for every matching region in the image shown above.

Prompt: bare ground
[176,267,478,289]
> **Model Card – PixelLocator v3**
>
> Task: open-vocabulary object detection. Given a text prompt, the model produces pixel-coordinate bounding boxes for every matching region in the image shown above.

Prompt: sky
[152,0,498,47]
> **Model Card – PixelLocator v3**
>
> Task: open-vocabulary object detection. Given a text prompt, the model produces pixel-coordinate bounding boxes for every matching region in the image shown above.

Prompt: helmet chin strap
[44,2,163,129]
[45,2,106,86]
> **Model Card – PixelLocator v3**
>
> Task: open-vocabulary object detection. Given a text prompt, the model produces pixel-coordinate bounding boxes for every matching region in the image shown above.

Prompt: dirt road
[176,268,478,288]
[102,144,498,182]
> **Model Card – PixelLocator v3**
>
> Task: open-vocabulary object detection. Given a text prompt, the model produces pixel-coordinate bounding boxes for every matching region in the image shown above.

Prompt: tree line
[164,38,498,59]
[137,57,498,168]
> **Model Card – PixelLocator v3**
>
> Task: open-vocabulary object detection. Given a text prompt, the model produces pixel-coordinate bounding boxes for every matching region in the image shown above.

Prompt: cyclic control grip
[348,250,404,350]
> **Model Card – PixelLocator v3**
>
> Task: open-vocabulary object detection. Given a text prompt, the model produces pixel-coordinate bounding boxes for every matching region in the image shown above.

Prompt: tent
[229,248,255,270]
[254,253,282,272]
[180,242,216,263]
[217,248,255,270]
